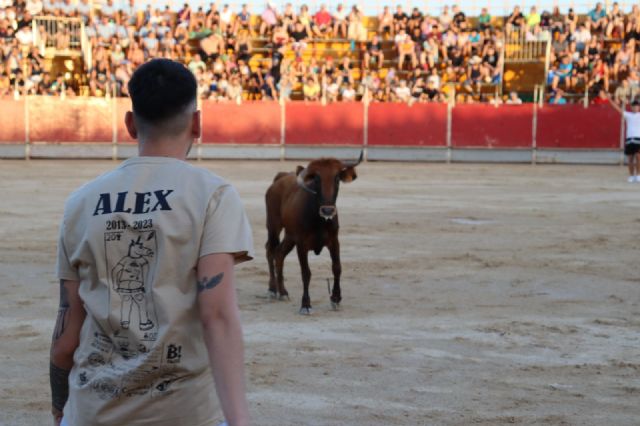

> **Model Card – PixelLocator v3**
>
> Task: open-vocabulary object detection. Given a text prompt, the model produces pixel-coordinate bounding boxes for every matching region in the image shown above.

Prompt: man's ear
[191,110,201,139]
[124,111,137,139]
[339,166,357,183]
[296,165,304,176]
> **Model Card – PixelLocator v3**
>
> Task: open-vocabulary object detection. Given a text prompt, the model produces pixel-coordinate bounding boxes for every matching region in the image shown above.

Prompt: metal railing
[504,28,550,63]
[32,16,83,52]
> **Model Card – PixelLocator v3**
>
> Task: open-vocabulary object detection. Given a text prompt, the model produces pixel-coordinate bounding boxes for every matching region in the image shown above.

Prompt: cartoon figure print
[111,234,155,331]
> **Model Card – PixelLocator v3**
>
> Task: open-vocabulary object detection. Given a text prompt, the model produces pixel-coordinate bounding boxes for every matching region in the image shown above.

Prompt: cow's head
[296,151,363,221]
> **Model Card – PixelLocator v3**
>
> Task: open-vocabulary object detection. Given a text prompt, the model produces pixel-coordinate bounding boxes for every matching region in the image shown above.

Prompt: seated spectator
[592,88,609,105]
[396,30,417,70]
[477,7,491,31]
[506,91,523,104]
[0,71,10,97]
[378,6,393,37]
[290,21,309,54]
[188,53,206,75]
[347,5,366,43]
[423,79,443,102]
[410,77,424,100]
[588,57,609,91]
[393,5,408,34]
[333,3,348,38]
[26,0,44,17]
[572,24,591,52]
[550,88,567,104]
[272,24,288,47]
[101,0,116,19]
[612,43,632,81]
[464,56,483,93]
[260,3,278,36]
[549,6,564,34]
[439,6,452,31]
[200,28,224,62]
[408,7,423,32]
[587,2,607,33]
[452,5,467,31]
[505,6,525,33]
[325,76,340,102]
[551,55,573,90]
[219,4,233,33]
[615,78,639,104]
[341,83,356,101]
[314,4,332,37]
[303,76,320,101]
[55,24,70,50]
[226,75,243,102]
[234,4,252,35]
[606,2,624,38]
[572,56,590,87]
[281,3,296,30]
[526,6,540,30]
[394,79,411,102]
[565,8,578,34]
[363,34,384,70]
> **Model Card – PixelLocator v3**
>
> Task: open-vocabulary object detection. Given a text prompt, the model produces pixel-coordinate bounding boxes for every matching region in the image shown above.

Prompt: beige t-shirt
[56,156,254,426]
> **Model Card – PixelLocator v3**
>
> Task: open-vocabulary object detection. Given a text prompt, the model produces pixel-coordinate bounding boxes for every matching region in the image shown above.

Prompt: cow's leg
[328,239,342,310]
[297,245,312,315]
[265,230,280,298]
[275,236,295,300]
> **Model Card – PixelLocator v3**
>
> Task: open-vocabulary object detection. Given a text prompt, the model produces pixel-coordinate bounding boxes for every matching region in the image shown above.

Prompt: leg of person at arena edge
[296,245,312,315]
[628,154,636,181]
[328,239,342,309]
[275,236,295,300]
[634,152,640,180]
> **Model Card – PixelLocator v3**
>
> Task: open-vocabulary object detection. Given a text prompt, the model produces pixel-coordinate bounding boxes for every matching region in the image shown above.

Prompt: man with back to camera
[609,96,640,182]
[49,59,253,426]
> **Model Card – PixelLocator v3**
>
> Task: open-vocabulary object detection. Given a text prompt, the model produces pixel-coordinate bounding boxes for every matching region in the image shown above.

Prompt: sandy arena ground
[0,159,639,426]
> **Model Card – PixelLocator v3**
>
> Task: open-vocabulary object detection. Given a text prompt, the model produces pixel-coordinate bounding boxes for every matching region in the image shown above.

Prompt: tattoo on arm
[196,272,224,294]
[52,280,70,341]
[50,362,70,413]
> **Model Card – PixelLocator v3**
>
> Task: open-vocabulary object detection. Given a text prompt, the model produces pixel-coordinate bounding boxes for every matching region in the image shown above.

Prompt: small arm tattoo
[196,273,224,294]
[50,362,70,412]
[52,280,70,341]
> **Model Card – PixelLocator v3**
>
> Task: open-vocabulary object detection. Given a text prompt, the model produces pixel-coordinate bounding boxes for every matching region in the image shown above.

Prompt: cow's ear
[296,165,304,176]
[339,167,357,183]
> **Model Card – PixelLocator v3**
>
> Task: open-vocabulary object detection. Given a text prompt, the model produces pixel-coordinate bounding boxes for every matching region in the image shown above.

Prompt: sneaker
[629,176,637,183]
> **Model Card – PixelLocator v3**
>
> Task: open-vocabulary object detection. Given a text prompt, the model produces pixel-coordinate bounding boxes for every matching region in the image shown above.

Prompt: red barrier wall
[452,104,533,148]
[368,102,447,146]
[29,97,112,143]
[285,102,363,145]
[115,98,135,143]
[0,99,25,143]
[536,105,621,149]
[201,101,280,144]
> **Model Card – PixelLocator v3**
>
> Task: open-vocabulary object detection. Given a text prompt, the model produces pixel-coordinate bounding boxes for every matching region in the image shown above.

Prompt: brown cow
[265,153,362,315]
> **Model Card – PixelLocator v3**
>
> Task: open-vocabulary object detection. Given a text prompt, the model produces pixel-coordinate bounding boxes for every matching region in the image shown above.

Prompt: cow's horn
[297,168,317,194]
[343,150,364,168]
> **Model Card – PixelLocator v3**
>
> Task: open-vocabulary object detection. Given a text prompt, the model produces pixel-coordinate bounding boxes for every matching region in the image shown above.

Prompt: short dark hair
[128,59,196,124]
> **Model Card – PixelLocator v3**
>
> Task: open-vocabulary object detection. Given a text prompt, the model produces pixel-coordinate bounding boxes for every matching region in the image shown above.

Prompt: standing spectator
[609,97,640,182]
[341,83,356,101]
[506,91,523,104]
[303,76,320,101]
[549,88,567,104]
[615,77,639,105]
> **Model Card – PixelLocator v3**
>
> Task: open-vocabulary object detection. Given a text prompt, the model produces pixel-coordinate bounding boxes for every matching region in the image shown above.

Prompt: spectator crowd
[0,0,636,105]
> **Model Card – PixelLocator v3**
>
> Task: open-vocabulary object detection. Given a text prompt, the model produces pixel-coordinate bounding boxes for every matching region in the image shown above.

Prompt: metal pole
[24,95,30,160]
[532,86,538,165]
[280,96,285,162]
[446,85,454,163]
[363,86,369,161]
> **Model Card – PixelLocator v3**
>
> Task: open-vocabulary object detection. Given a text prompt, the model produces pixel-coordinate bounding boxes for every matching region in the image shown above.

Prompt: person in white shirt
[609,97,640,182]
[26,0,44,16]
[505,91,523,105]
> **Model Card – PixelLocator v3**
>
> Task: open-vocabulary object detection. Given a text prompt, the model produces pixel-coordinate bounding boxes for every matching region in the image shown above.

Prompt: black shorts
[625,139,640,156]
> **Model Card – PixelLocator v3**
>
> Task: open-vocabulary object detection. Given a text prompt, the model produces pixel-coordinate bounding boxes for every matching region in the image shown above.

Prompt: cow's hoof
[299,307,312,315]
[331,301,340,311]
[267,291,278,300]
[279,294,290,301]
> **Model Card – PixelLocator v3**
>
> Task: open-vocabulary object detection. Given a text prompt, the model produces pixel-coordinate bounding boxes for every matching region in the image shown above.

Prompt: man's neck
[137,138,191,160]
